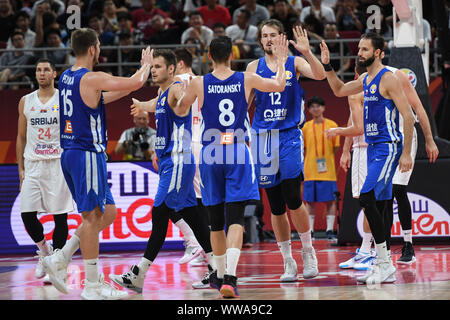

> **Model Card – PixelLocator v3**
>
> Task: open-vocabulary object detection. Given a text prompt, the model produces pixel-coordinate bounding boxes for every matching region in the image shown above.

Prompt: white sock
[214,254,226,279]
[205,251,215,269]
[309,215,315,231]
[176,219,197,244]
[36,239,50,255]
[138,257,152,275]
[326,215,335,232]
[375,242,389,262]
[360,232,373,253]
[61,234,80,263]
[277,240,293,262]
[299,229,313,250]
[403,229,413,243]
[225,248,241,277]
[84,258,99,283]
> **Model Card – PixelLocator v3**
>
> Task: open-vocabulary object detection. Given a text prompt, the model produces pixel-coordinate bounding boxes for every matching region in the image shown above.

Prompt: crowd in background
[0,0,443,87]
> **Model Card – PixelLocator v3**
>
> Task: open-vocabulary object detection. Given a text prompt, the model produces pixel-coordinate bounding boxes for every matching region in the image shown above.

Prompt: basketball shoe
[81,274,129,300]
[109,265,145,293]
[42,248,69,294]
[220,275,239,298]
[302,247,319,279]
[280,257,298,282]
[192,265,214,289]
[35,243,53,279]
[397,242,416,265]
[339,248,372,269]
[179,240,202,264]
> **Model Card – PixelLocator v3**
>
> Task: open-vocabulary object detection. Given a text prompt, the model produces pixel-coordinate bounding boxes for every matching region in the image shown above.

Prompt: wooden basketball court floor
[0,240,449,301]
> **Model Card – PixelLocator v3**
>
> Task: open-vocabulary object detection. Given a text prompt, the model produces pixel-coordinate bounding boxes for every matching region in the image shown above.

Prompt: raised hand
[319,40,330,64]
[289,25,311,55]
[140,46,153,67]
[272,33,288,66]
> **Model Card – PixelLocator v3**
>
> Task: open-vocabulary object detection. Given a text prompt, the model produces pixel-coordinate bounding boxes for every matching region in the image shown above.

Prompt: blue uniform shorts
[199,143,260,206]
[253,127,303,188]
[303,180,338,202]
[360,142,402,201]
[154,153,197,212]
[61,149,114,213]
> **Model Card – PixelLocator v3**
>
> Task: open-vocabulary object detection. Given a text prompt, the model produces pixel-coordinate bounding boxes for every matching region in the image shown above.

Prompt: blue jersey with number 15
[59,67,108,153]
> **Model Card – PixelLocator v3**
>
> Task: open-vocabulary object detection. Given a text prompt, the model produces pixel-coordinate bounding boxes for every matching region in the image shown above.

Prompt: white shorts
[351,146,368,198]
[392,127,418,186]
[20,158,74,214]
[192,141,202,199]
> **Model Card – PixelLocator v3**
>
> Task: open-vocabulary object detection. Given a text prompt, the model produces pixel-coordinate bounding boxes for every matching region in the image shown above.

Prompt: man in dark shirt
[0,0,15,43]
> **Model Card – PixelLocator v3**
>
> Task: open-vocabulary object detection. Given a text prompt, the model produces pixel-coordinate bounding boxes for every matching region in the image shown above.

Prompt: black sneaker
[192,265,214,289]
[326,230,337,241]
[397,242,416,265]
[209,270,223,291]
[220,274,239,298]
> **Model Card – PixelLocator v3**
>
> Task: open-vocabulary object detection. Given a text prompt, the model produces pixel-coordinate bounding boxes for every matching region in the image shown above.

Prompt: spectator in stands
[33,1,60,47]
[181,11,214,52]
[198,0,232,29]
[302,96,340,240]
[147,13,183,44]
[115,110,156,161]
[115,12,145,45]
[225,9,258,58]
[335,0,364,32]
[232,0,270,27]
[37,28,69,77]
[0,30,34,89]
[300,0,336,25]
[88,13,116,46]
[132,0,171,41]
[323,22,351,76]
[7,11,36,51]
[271,0,298,40]
[102,0,120,33]
[184,37,206,75]
[0,0,16,43]
[56,0,88,45]
[287,0,303,16]
[108,30,141,76]
[31,0,65,18]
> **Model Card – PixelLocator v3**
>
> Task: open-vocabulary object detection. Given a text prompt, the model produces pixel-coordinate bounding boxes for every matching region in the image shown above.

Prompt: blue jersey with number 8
[201,72,250,146]
[59,68,107,153]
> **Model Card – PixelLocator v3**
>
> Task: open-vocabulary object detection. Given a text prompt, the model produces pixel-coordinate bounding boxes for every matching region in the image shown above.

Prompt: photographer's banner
[0,162,184,255]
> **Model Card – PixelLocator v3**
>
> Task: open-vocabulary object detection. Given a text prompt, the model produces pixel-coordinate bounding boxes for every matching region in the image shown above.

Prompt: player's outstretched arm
[327,92,364,139]
[246,34,287,92]
[131,97,158,115]
[290,25,326,80]
[177,76,203,115]
[320,41,363,97]
[396,70,439,163]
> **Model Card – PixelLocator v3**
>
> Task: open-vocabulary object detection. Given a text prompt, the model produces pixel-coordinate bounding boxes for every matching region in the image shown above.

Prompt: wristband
[323,63,333,72]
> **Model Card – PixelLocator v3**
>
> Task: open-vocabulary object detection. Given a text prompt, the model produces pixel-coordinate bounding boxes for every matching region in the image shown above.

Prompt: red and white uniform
[20,89,74,214]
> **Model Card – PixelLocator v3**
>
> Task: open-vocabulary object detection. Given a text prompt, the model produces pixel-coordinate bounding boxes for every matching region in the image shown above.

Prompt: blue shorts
[303,180,337,202]
[154,153,197,212]
[253,127,303,188]
[61,149,114,213]
[360,142,402,201]
[199,143,260,206]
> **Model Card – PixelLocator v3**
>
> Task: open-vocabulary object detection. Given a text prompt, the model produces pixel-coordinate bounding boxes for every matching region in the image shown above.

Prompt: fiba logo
[369,84,377,94]
[285,71,293,80]
[160,96,166,106]
[400,68,417,88]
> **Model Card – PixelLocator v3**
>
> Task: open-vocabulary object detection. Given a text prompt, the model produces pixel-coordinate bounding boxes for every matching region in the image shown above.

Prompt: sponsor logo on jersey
[64,120,73,133]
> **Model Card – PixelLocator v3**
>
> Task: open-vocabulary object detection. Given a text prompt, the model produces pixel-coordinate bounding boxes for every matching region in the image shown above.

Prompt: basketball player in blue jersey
[320,32,415,284]
[176,35,288,298]
[246,20,326,282]
[109,49,213,294]
[42,28,152,300]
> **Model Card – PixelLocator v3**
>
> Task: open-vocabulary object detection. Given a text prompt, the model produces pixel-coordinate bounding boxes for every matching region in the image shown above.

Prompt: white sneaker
[42,249,68,294]
[192,265,214,289]
[339,249,371,269]
[109,265,144,293]
[179,241,202,264]
[42,274,52,284]
[34,243,53,279]
[280,257,298,282]
[357,260,396,284]
[81,274,129,300]
[302,247,319,279]
[189,252,207,267]
[354,251,377,271]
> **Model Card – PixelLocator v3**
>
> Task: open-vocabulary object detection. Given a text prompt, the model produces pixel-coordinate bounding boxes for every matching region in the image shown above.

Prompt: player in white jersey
[16,58,74,283]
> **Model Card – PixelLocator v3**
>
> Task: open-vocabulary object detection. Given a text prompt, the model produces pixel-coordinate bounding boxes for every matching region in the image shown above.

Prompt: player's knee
[225,201,245,228]
[285,192,302,211]
[393,184,407,201]
[359,190,376,209]
[207,204,226,232]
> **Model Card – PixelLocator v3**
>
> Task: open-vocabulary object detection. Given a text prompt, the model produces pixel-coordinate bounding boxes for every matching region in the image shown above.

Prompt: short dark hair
[174,48,193,68]
[117,12,133,21]
[11,30,24,39]
[36,58,56,71]
[189,11,202,19]
[307,96,326,108]
[212,22,226,31]
[14,10,30,22]
[45,27,61,40]
[361,32,385,52]
[71,28,99,56]
[209,36,232,63]
[153,49,177,73]
[238,9,251,20]
[257,19,284,46]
